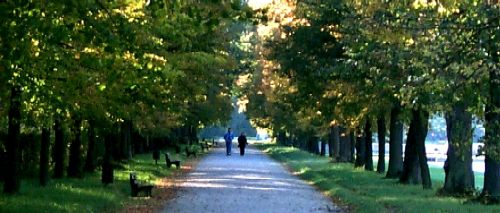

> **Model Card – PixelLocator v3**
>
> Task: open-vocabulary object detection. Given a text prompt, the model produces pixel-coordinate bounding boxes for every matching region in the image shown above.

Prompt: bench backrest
[165,153,172,162]
[130,173,139,188]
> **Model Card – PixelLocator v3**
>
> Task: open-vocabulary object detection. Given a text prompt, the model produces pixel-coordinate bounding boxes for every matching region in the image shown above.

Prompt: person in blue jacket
[223,128,234,156]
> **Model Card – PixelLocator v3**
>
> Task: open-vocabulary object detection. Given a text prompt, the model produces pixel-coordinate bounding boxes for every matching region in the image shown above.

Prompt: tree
[364,120,373,171]
[376,115,386,173]
[481,0,500,202]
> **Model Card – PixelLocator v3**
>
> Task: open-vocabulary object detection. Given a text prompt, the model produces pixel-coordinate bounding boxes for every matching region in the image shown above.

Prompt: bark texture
[338,127,352,162]
[84,121,96,172]
[400,109,431,189]
[377,116,386,173]
[440,102,475,196]
[354,128,365,168]
[386,105,404,178]
[39,128,50,186]
[4,86,22,193]
[53,117,65,178]
[365,120,373,171]
[68,118,83,178]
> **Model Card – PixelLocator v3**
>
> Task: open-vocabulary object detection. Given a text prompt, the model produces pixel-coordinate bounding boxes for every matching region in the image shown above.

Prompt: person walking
[223,128,234,156]
[238,132,248,156]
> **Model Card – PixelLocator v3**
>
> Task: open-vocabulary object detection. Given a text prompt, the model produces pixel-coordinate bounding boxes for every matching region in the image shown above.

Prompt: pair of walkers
[223,128,248,156]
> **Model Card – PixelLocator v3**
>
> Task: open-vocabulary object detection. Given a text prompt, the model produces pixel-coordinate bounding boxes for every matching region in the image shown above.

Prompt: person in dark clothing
[238,132,248,156]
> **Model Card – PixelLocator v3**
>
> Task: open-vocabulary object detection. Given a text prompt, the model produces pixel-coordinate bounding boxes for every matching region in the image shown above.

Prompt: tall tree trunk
[53,117,65,178]
[441,102,474,195]
[415,109,431,189]
[4,86,22,194]
[84,120,96,172]
[400,109,431,188]
[481,8,500,201]
[39,127,50,186]
[320,139,326,156]
[328,127,334,157]
[68,118,83,178]
[350,131,356,163]
[308,136,319,154]
[338,127,351,162]
[365,120,373,171]
[400,110,421,185]
[483,75,500,199]
[102,133,114,185]
[121,120,133,160]
[277,131,286,145]
[329,126,340,160]
[23,133,38,177]
[377,115,386,173]
[386,105,404,178]
[355,128,365,168]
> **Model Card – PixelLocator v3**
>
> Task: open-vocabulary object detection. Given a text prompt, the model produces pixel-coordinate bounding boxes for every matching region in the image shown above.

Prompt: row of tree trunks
[386,104,404,178]
[287,102,477,196]
[441,102,474,195]
[4,86,22,194]
[377,116,386,173]
[400,109,431,189]
[2,86,142,193]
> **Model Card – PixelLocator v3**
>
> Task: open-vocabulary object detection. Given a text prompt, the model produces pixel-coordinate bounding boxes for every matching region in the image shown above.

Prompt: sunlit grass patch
[0,149,187,213]
[256,144,500,213]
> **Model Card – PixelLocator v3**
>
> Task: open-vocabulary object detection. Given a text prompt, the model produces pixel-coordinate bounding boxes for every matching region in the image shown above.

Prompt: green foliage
[243,0,499,156]
[0,0,249,134]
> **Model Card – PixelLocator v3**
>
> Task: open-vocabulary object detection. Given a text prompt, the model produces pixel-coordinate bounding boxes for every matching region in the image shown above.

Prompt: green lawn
[371,156,485,188]
[257,144,500,213]
[0,150,187,213]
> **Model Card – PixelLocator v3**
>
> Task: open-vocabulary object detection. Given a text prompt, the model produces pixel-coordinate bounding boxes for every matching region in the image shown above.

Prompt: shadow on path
[162,146,341,213]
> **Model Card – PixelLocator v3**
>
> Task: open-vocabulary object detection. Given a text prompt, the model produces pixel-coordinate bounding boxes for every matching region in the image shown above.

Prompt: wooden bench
[200,142,209,151]
[165,153,181,169]
[130,173,154,197]
[185,147,196,157]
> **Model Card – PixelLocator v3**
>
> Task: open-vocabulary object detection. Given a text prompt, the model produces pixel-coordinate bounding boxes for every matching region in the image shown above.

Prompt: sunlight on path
[162,146,341,213]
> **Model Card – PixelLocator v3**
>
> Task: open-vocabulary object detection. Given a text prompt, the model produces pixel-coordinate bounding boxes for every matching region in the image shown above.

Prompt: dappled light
[0,0,499,212]
[163,146,339,212]
[261,144,500,212]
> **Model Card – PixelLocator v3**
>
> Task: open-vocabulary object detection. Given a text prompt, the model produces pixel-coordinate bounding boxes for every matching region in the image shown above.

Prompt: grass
[372,157,485,188]
[0,149,189,213]
[257,143,500,213]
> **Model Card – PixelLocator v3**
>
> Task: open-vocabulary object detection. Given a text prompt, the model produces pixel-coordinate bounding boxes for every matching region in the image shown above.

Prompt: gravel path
[161,145,342,213]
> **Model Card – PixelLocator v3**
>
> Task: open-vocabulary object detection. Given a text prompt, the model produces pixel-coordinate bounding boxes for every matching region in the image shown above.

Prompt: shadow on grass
[256,144,500,213]
[0,150,182,213]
